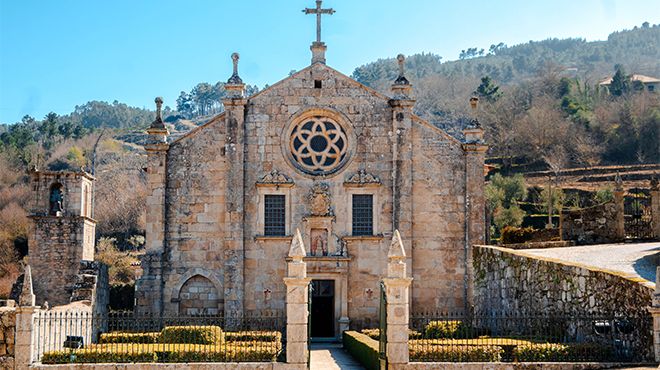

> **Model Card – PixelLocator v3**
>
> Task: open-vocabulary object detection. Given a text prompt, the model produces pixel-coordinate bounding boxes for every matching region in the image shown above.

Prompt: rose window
[289,117,348,175]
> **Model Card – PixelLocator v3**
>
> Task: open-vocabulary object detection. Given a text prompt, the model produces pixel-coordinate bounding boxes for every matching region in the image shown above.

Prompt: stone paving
[310,343,364,370]
[524,241,660,285]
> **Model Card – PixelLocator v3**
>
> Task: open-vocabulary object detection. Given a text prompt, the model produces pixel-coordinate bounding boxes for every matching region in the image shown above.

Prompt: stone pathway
[523,241,660,285]
[310,343,365,370]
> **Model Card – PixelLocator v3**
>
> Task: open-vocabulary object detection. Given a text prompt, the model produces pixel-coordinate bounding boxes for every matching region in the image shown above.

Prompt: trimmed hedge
[410,345,503,362]
[424,320,472,339]
[224,331,282,342]
[99,332,161,344]
[360,328,421,340]
[42,351,157,364]
[156,349,278,362]
[513,342,614,361]
[343,331,380,370]
[160,325,223,345]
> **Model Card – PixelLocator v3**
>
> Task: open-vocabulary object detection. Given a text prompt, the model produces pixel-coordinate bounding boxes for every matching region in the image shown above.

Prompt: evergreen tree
[609,64,630,97]
[475,76,502,102]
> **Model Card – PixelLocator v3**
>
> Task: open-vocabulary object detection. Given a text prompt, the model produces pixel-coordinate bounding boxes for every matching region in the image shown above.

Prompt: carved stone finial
[308,182,332,216]
[388,230,406,259]
[19,265,36,307]
[394,54,410,85]
[149,97,165,129]
[288,229,307,260]
[614,171,624,191]
[227,52,243,85]
[467,96,482,129]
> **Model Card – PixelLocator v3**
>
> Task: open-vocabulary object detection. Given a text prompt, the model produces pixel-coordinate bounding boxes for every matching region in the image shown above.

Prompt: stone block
[286,341,308,364]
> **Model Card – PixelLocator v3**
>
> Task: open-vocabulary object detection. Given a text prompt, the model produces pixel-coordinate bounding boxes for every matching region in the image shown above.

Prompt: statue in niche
[49,185,64,216]
[309,182,332,216]
[310,229,328,256]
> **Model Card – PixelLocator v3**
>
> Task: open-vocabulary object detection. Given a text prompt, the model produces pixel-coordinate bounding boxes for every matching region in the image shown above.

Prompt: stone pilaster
[15,306,38,370]
[462,98,488,310]
[284,229,311,365]
[138,97,170,315]
[649,266,660,361]
[383,230,412,365]
[389,55,415,272]
[614,173,625,242]
[223,54,247,318]
[651,177,659,239]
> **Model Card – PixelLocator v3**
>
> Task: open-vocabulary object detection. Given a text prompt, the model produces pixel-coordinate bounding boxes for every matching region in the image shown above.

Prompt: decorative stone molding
[308,182,332,216]
[343,169,381,187]
[256,169,294,188]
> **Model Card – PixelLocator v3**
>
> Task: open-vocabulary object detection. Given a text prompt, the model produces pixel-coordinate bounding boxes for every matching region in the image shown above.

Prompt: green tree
[609,64,630,97]
[475,76,502,102]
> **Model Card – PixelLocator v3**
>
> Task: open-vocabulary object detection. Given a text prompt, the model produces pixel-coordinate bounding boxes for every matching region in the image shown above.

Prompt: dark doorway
[311,280,335,338]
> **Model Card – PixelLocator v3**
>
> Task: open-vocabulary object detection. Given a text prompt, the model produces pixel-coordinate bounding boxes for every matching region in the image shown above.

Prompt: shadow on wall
[632,249,660,283]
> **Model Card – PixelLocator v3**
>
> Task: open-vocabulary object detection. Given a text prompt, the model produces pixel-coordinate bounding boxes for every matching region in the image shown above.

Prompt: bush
[99,332,160,344]
[513,342,613,361]
[343,331,380,370]
[410,345,503,362]
[160,326,223,345]
[424,320,471,339]
[501,226,536,244]
[224,331,281,342]
[42,351,157,364]
[156,349,278,362]
[360,328,422,340]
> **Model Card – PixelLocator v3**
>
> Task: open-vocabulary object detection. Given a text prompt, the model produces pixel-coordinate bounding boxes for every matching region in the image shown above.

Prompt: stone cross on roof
[227,52,243,85]
[303,0,335,44]
[150,97,165,129]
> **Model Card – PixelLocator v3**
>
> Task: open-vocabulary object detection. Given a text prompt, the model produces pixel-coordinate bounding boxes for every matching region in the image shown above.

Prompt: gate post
[16,265,38,370]
[284,229,311,365]
[649,266,660,361]
[614,173,626,241]
[382,230,412,366]
[651,176,659,240]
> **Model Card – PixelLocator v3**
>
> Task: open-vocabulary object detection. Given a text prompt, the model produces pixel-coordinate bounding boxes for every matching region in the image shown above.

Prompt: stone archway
[178,275,222,316]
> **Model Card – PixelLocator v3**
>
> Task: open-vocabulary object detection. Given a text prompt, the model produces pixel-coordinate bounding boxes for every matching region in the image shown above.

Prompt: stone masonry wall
[29,216,93,306]
[0,306,15,369]
[561,201,620,244]
[473,245,654,358]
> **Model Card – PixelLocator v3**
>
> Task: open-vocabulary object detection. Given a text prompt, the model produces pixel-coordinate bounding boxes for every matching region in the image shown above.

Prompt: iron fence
[406,311,652,362]
[33,310,286,364]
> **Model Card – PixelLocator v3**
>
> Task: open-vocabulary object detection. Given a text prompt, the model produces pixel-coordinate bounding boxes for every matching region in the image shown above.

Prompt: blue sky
[1,0,658,124]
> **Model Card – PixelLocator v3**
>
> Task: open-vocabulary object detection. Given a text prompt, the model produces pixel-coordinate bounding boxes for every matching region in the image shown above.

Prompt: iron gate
[624,190,653,240]
[378,281,387,370]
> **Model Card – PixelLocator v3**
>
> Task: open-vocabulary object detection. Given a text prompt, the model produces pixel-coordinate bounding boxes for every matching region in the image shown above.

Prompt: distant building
[599,74,660,92]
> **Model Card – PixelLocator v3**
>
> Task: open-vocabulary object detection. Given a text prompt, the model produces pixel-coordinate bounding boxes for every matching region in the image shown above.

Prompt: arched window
[178,275,221,316]
[49,183,64,216]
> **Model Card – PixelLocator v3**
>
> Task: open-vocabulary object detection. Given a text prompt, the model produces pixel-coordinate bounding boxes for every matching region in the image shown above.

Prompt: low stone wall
[561,202,620,244]
[0,305,16,369]
[472,245,654,359]
[30,363,305,370]
[473,245,654,316]
[392,363,644,370]
[502,241,574,250]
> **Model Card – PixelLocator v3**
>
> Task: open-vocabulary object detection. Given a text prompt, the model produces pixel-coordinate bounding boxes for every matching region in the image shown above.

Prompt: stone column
[649,266,660,361]
[223,54,247,319]
[651,177,659,240]
[15,306,38,370]
[137,97,170,315]
[462,98,488,310]
[383,230,413,365]
[284,229,311,365]
[614,173,625,241]
[389,55,415,296]
[16,265,38,370]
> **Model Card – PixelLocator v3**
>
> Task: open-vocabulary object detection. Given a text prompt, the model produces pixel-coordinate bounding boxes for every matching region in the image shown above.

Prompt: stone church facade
[135,42,486,337]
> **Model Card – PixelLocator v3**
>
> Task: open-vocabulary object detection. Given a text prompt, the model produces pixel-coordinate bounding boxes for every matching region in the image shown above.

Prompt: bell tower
[27,168,96,306]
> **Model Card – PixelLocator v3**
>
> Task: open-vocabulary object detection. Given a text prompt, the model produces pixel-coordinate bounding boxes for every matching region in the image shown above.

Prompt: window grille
[352,194,373,236]
[264,195,286,236]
